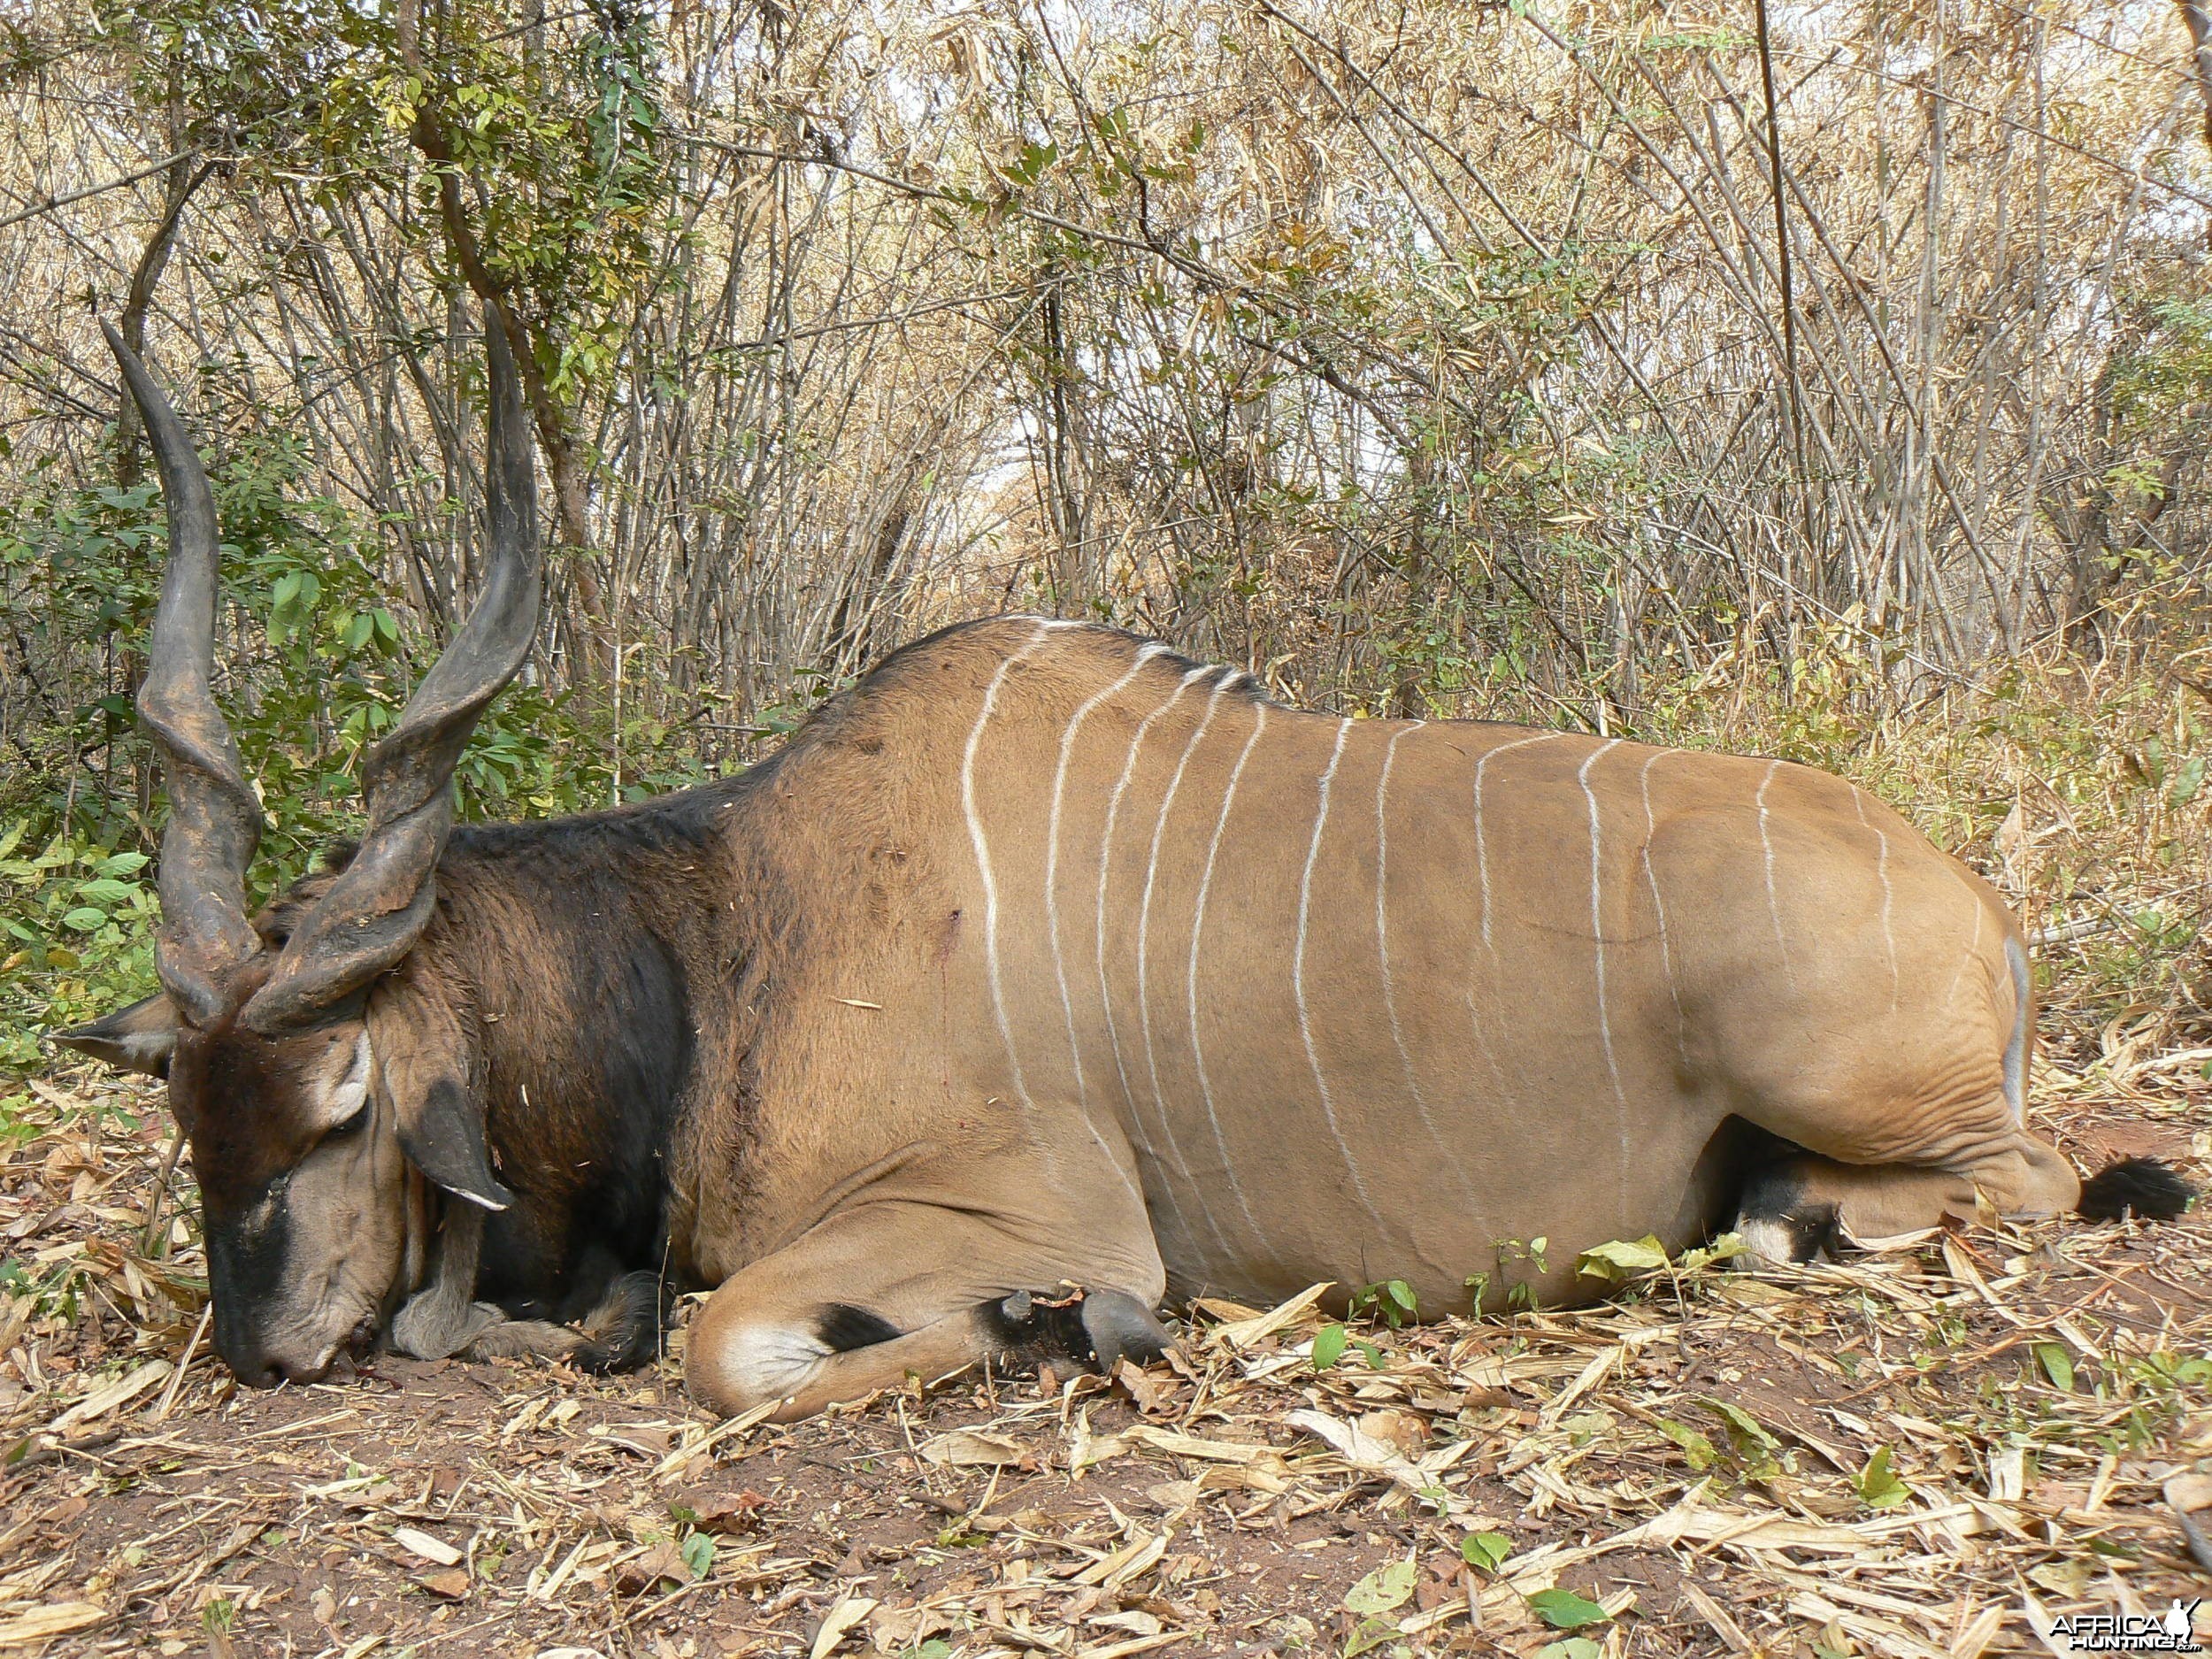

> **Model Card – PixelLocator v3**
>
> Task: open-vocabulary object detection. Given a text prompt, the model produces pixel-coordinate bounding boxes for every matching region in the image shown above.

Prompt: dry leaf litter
[0,1031,2207,1658]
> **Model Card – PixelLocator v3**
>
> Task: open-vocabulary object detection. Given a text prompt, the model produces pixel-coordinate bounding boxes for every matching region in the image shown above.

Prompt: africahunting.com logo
[2051,1601,2204,1654]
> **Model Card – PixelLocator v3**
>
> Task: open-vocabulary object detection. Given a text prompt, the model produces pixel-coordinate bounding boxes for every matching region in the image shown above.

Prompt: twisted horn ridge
[103,321,265,1028]
[242,305,542,1033]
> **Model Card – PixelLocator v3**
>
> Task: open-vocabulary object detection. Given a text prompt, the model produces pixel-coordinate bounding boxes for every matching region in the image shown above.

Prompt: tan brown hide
[680,618,2075,1416]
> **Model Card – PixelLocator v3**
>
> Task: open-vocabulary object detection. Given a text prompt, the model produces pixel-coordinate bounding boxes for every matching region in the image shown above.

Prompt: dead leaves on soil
[2,1072,2210,1655]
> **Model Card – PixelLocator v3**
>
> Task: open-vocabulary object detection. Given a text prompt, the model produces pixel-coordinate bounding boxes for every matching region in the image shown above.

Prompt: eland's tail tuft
[2078,1156,2194,1222]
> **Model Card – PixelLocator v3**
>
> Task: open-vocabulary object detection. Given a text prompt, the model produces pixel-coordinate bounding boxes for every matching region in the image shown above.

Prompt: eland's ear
[52,993,180,1079]
[365,985,515,1212]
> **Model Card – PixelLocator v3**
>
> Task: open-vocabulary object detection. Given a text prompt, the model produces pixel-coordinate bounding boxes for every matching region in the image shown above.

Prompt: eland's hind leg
[1732,1133,2081,1264]
[1718,918,2089,1258]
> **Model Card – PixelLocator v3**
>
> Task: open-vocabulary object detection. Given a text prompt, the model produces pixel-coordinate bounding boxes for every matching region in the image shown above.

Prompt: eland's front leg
[685,1203,1169,1421]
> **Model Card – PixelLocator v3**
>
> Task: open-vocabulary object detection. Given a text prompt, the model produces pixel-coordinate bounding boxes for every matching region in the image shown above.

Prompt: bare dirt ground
[2,1045,2208,1659]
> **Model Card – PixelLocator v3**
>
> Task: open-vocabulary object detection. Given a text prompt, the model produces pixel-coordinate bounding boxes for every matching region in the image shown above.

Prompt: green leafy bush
[0,433,725,1079]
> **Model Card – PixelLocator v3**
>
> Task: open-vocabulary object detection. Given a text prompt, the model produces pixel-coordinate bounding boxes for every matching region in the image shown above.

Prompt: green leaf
[1655,1417,1717,1471]
[1678,1233,1747,1271]
[679,1531,715,1579]
[1460,1531,1512,1572]
[74,878,137,905]
[1311,1323,1348,1370]
[1576,1235,1671,1280]
[1527,1587,1609,1629]
[1856,1446,1910,1509]
[1536,1641,1604,1659]
[2170,755,2206,809]
[1001,139,1060,186]
[1702,1399,1780,1455]
[60,907,108,932]
[1384,1279,1417,1312]
[1344,1617,1402,1657]
[1343,1556,1416,1616]
[2034,1342,2075,1392]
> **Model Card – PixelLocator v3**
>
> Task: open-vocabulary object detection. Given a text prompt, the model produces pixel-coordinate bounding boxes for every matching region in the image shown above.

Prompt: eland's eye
[323,1103,370,1141]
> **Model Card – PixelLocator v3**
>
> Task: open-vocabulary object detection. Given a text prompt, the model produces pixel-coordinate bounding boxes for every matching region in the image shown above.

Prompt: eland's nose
[219,1337,329,1388]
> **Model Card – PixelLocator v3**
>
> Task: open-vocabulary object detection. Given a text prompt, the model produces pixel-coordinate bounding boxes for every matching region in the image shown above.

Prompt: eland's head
[55,311,540,1386]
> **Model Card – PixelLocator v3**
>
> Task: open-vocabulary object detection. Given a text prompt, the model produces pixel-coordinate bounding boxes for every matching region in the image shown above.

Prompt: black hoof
[982,1284,1171,1372]
[1081,1287,1171,1370]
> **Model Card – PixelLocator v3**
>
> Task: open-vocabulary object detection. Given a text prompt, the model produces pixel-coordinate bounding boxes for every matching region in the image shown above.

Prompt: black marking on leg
[1733,1158,1845,1263]
[1736,1159,1807,1223]
[979,1283,1102,1368]
[2078,1156,2195,1222]
[817,1302,903,1353]
[1784,1202,1843,1263]
[571,1270,666,1372]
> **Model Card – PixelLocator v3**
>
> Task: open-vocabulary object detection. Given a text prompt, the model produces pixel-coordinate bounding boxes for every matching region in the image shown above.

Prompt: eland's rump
[901,618,2029,1313]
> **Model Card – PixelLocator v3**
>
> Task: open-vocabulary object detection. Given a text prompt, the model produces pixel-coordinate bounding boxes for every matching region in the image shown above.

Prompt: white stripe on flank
[1944,891,1985,1008]
[1135,672,1239,1257]
[962,622,1056,1181]
[1097,666,1213,1172]
[1377,723,1471,1187]
[2003,934,2030,1125]
[1755,760,1798,987]
[1638,750,1691,1063]
[1188,702,1272,1251]
[1295,719,1387,1233]
[1047,643,1170,1175]
[1851,791,1901,1012]
[1474,733,1563,949]
[1578,740,1630,1217]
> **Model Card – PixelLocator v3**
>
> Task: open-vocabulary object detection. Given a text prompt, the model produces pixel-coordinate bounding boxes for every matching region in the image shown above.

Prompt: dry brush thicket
[4,0,2208,714]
